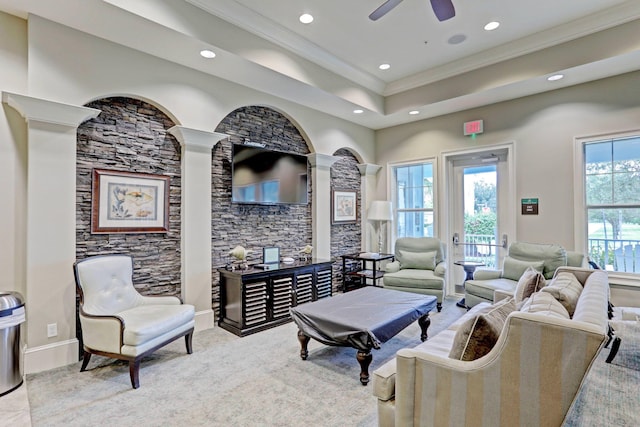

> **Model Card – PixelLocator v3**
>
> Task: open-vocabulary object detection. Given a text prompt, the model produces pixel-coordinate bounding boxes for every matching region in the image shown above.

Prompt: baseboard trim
[24,338,79,374]
[194,309,214,331]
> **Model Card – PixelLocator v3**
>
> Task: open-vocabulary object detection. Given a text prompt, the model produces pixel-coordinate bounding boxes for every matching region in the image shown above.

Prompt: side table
[341,252,395,291]
[454,260,485,308]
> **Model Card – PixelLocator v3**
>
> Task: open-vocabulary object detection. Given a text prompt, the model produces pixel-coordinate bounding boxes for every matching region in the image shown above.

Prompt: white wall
[376,71,640,250]
[0,11,27,295]
[26,15,375,161]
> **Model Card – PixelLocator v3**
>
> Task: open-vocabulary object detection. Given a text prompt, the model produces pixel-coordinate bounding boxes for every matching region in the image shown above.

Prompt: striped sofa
[372,267,609,427]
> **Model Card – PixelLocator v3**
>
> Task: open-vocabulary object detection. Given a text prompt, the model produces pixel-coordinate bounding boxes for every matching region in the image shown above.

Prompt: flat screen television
[231,144,309,205]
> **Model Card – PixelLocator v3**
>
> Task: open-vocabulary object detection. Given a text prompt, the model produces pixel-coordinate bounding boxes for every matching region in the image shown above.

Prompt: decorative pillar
[2,92,100,373]
[358,163,382,252]
[308,153,340,259]
[168,126,227,332]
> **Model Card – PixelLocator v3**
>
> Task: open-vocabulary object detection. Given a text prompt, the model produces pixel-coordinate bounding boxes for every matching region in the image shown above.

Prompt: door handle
[453,233,508,249]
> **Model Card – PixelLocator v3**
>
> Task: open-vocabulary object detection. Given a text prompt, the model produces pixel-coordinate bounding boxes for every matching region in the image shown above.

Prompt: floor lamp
[368,201,393,254]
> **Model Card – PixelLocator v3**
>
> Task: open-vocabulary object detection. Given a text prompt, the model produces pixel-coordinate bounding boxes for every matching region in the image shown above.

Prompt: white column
[2,92,100,373]
[358,163,382,252]
[168,126,227,332]
[308,153,340,259]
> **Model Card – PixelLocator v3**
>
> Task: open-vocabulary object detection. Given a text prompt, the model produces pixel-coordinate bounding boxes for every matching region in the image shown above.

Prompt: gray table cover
[289,287,437,352]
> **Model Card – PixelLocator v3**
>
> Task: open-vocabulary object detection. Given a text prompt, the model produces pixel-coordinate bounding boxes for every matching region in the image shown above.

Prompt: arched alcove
[76,96,182,296]
[211,105,313,312]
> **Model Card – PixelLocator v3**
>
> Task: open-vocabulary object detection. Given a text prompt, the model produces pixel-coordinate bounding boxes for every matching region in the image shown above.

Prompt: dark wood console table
[218,259,332,336]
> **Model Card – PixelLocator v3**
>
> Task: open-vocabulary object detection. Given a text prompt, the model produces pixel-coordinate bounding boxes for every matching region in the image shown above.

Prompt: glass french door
[444,145,514,296]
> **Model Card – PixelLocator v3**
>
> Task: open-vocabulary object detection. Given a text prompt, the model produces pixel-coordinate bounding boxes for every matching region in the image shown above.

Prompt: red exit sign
[464,120,484,136]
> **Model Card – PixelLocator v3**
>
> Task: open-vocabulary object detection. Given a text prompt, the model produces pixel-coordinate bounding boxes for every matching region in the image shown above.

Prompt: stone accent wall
[212,106,312,314]
[76,97,181,296]
[331,149,362,290]
[75,101,363,318]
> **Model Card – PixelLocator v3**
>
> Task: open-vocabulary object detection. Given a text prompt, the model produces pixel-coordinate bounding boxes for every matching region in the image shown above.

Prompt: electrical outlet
[47,323,57,338]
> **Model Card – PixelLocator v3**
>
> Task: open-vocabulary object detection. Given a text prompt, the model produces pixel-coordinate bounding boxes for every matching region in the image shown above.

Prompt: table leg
[297,330,310,360]
[356,350,373,386]
[418,313,431,342]
[605,336,622,363]
[457,266,476,308]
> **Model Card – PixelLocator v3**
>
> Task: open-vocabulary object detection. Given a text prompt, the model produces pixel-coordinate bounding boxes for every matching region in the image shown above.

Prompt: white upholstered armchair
[73,255,195,389]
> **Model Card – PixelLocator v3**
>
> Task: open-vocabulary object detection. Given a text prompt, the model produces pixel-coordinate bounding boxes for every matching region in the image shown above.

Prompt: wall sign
[521,198,539,215]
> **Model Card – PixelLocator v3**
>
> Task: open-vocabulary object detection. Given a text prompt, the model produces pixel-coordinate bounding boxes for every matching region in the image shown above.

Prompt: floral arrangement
[229,245,252,260]
[228,245,253,270]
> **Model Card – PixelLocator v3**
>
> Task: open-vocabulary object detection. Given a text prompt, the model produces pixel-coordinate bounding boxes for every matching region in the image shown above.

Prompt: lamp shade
[368,200,393,221]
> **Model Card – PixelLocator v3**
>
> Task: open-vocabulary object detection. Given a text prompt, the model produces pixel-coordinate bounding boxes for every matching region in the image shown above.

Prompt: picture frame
[91,168,170,234]
[331,189,357,224]
[263,247,280,264]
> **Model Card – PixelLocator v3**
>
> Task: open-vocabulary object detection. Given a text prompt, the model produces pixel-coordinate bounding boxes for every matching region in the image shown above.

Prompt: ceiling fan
[369,0,455,22]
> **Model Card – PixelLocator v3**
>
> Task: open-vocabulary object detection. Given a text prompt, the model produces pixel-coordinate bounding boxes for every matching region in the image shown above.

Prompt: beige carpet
[26,297,466,426]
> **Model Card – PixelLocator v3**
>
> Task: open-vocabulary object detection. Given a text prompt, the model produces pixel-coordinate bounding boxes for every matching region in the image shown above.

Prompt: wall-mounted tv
[231,144,309,205]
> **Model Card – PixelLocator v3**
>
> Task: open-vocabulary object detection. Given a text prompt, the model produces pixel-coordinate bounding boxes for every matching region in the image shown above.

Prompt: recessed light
[200,49,216,59]
[353,109,364,114]
[379,63,390,70]
[409,110,420,115]
[547,74,564,81]
[299,13,313,24]
[484,21,500,31]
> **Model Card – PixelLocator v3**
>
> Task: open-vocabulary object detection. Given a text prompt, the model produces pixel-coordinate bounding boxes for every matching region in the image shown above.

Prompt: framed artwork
[263,247,280,264]
[332,189,357,224]
[91,169,170,234]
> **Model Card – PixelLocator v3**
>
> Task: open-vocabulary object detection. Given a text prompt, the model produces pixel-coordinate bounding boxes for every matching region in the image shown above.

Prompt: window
[392,162,434,238]
[584,134,640,272]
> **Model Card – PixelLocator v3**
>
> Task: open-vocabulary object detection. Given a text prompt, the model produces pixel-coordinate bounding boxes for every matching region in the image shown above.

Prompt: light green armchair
[464,241,587,308]
[382,237,446,312]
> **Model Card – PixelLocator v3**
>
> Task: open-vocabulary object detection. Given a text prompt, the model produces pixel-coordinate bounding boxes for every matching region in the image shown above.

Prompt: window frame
[575,129,640,283]
[388,157,438,244]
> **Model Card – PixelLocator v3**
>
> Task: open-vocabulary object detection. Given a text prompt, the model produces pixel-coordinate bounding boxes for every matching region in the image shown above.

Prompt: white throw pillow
[520,291,570,319]
[540,272,583,317]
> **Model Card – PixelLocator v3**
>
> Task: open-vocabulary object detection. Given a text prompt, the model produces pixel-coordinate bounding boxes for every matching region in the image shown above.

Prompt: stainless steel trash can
[0,291,25,396]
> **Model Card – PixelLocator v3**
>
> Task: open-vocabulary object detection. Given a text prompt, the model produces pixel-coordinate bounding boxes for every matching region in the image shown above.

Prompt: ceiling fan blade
[369,0,404,21]
[430,0,455,21]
